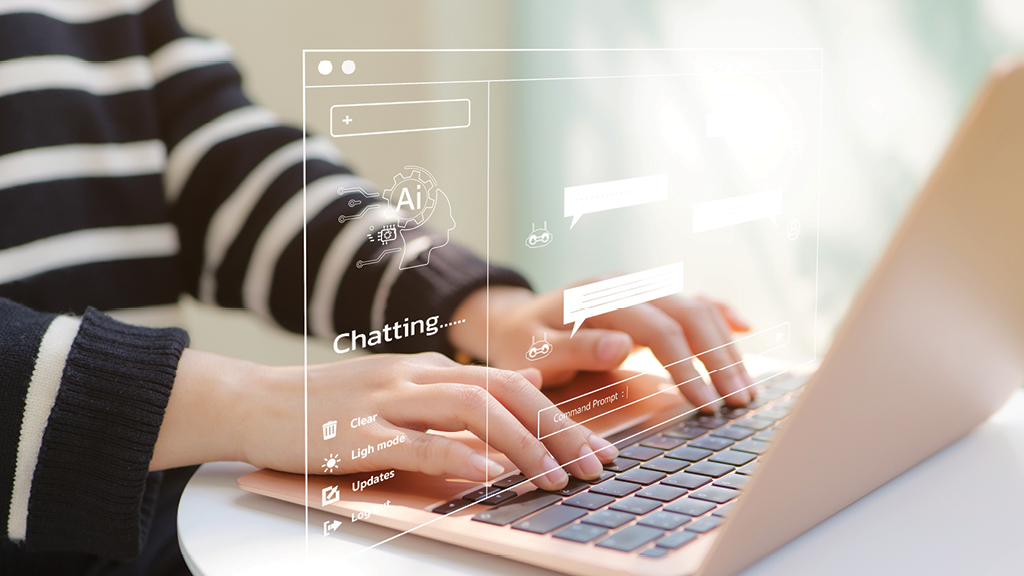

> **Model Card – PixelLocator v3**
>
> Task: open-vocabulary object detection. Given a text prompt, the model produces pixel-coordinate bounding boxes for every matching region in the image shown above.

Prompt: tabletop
[179,389,1024,576]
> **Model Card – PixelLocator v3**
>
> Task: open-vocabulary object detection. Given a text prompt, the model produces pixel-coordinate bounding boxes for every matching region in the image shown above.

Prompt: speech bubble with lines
[564,174,667,229]
[563,262,684,337]
[692,189,783,233]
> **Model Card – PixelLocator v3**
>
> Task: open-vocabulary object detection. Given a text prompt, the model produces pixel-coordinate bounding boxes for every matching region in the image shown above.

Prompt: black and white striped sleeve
[0,297,188,559]
[150,2,529,354]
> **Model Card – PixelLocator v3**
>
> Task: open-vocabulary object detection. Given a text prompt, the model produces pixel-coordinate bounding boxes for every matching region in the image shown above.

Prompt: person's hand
[153,349,618,490]
[449,286,755,409]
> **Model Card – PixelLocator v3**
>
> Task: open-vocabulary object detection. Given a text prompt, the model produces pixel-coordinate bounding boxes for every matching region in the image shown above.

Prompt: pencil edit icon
[322,485,340,507]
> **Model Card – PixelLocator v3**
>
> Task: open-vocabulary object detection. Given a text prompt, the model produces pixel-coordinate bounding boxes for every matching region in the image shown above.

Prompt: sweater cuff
[25,308,188,560]
[379,239,532,356]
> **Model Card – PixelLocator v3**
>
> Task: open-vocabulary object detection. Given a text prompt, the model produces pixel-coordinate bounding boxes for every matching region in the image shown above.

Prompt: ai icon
[526,333,553,361]
[525,222,553,249]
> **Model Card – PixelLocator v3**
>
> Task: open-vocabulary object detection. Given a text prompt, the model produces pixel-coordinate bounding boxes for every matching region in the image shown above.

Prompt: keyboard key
[712,502,736,517]
[582,509,634,529]
[640,435,685,450]
[479,490,519,506]
[604,458,641,473]
[512,504,587,534]
[492,473,527,489]
[692,415,728,429]
[686,461,735,478]
[596,525,665,552]
[640,546,670,558]
[732,440,770,455]
[665,446,712,462]
[619,445,663,461]
[689,436,734,452]
[664,425,705,440]
[711,426,756,441]
[656,530,697,549]
[564,492,615,510]
[472,492,561,526]
[589,470,616,484]
[432,499,468,514]
[610,496,661,515]
[756,408,788,421]
[641,457,689,474]
[618,469,667,486]
[463,485,503,502]
[636,484,687,502]
[737,462,760,476]
[735,417,774,431]
[542,477,590,497]
[713,474,749,491]
[665,498,716,517]
[553,522,607,543]
[639,511,690,530]
[662,472,711,490]
[719,406,749,419]
[685,515,724,533]
[753,429,778,442]
[590,480,642,498]
[709,450,756,467]
[690,486,739,504]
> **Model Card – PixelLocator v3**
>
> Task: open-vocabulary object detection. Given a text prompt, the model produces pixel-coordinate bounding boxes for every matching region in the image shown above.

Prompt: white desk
[179,389,1024,576]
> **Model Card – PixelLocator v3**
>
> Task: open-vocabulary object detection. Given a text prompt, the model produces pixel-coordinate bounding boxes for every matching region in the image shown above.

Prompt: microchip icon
[377,225,398,245]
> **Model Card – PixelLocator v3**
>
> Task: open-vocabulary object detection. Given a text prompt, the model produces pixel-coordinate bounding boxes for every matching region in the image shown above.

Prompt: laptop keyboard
[430,373,807,558]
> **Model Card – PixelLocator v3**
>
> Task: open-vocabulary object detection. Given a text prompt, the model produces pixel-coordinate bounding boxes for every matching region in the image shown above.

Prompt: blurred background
[173,0,1024,368]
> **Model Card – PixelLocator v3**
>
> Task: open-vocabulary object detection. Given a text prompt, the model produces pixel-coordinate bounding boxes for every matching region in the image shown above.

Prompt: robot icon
[525,222,553,249]
[526,333,553,362]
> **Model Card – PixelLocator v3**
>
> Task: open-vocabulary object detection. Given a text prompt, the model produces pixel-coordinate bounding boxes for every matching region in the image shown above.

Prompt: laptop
[239,59,1024,576]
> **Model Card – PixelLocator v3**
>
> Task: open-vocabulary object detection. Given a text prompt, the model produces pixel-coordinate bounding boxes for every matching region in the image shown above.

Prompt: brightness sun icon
[322,454,340,474]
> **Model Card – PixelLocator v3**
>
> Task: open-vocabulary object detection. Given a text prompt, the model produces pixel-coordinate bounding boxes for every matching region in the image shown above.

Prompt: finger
[528,328,632,373]
[589,303,719,411]
[701,302,756,399]
[696,295,752,332]
[485,369,615,476]
[383,381,572,490]
[657,298,752,406]
[376,426,505,482]
[413,366,612,480]
[515,368,543,389]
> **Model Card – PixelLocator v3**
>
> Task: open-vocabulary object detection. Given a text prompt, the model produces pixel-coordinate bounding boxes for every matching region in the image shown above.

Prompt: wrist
[152,349,265,470]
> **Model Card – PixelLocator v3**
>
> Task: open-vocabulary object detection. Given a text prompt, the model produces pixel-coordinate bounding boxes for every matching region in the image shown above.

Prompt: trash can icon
[323,420,337,440]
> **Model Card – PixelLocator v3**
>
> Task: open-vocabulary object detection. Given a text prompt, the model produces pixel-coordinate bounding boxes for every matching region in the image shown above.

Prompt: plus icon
[342,115,353,125]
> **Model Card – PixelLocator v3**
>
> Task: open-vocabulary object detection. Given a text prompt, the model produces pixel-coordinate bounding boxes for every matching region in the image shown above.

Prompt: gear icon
[382,165,440,230]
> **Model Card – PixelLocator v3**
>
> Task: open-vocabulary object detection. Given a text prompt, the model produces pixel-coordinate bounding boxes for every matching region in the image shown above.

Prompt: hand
[153,349,618,490]
[450,286,755,409]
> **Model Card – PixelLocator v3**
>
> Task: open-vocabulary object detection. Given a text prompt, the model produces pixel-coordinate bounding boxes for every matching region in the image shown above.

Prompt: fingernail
[542,455,568,486]
[469,453,505,478]
[596,333,630,363]
[578,444,603,478]
[588,434,618,459]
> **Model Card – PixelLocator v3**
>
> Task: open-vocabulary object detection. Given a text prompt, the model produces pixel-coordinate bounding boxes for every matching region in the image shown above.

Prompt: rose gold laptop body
[239,60,1024,576]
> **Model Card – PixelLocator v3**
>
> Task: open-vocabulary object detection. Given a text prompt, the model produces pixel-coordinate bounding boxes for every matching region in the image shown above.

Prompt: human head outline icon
[380,165,457,270]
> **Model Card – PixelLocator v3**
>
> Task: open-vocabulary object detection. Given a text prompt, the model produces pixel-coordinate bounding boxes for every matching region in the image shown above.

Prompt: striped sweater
[0,0,527,561]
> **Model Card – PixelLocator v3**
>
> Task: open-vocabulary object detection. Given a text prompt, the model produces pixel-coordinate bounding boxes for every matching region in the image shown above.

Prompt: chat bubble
[692,189,782,233]
[564,174,667,229]
[564,262,684,337]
